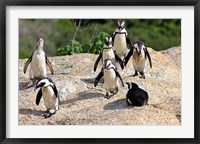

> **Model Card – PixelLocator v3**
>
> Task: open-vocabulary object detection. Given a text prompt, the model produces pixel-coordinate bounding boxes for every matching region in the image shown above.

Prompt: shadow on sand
[19,108,44,117]
[61,91,105,105]
[104,98,128,110]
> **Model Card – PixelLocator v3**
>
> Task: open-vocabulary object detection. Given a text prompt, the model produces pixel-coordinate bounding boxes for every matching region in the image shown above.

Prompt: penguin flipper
[23,52,33,74]
[47,77,60,106]
[126,36,132,49]
[50,83,60,105]
[47,77,58,96]
[114,52,124,69]
[54,84,61,106]
[124,47,133,66]
[45,56,54,75]
[145,47,152,68]
[115,70,124,87]
[111,32,116,44]
[94,52,102,72]
[36,88,43,105]
[94,69,103,87]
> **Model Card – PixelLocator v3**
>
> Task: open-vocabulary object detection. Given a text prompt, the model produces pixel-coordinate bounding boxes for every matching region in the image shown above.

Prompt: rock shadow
[19,81,31,90]
[61,91,104,105]
[19,108,44,116]
[104,98,127,110]
[81,78,104,84]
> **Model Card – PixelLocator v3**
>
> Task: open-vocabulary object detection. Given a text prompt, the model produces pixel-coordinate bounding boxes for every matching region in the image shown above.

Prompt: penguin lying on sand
[112,21,132,59]
[93,36,124,72]
[35,77,60,118]
[124,40,152,79]
[23,37,54,88]
[94,59,124,99]
[126,82,149,106]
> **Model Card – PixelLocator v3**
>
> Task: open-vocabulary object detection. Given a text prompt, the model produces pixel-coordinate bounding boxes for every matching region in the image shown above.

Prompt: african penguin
[126,82,149,106]
[93,36,124,72]
[124,40,152,79]
[112,21,132,58]
[23,37,54,88]
[35,77,60,118]
[94,59,124,99]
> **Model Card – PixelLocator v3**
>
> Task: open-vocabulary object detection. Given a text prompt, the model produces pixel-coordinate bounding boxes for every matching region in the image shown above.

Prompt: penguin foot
[139,72,145,79]
[133,71,138,77]
[44,110,52,118]
[139,76,145,79]
[104,92,111,99]
[27,81,33,88]
[105,95,112,99]
[112,88,119,95]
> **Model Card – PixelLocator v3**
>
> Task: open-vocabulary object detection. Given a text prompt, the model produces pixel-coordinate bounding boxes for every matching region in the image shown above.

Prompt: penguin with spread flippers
[23,37,54,88]
[124,40,152,79]
[94,59,124,99]
[93,36,124,72]
[126,82,149,106]
[35,77,60,118]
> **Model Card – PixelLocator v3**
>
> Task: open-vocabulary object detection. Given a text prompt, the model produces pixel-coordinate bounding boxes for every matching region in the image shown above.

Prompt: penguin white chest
[42,87,58,110]
[102,49,116,66]
[132,51,146,72]
[114,34,128,57]
[31,50,46,78]
[104,69,119,92]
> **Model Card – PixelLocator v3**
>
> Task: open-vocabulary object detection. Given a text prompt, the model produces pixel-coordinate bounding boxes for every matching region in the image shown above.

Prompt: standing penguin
[35,77,60,118]
[124,40,152,79]
[23,37,54,88]
[112,21,132,58]
[126,82,149,106]
[93,36,124,72]
[94,59,124,99]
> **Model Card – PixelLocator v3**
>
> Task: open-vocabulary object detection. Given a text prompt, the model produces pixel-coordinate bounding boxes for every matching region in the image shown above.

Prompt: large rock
[19,47,181,125]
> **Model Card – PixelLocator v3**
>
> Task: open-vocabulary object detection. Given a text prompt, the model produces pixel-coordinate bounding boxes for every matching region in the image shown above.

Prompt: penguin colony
[23,21,152,118]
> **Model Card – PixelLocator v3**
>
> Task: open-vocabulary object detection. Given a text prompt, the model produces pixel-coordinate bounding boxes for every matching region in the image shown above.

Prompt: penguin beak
[34,85,39,91]
[104,63,108,69]
[34,82,43,91]
[137,48,141,55]
[104,63,110,69]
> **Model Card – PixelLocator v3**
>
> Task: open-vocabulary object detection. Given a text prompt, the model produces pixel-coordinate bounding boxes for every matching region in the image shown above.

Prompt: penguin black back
[126,82,149,106]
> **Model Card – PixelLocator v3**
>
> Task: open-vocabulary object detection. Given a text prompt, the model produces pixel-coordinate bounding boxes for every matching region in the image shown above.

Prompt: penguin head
[35,77,53,90]
[133,40,145,56]
[104,36,112,47]
[103,59,115,69]
[36,37,44,48]
[126,82,139,90]
[117,21,125,31]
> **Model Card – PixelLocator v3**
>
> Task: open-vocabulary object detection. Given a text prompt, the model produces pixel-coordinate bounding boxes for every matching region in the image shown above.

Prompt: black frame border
[0,0,199,144]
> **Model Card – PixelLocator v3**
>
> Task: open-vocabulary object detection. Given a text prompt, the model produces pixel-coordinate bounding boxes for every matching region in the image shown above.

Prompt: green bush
[89,32,109,54]
[57,32,109,55]
[19,48,32,59]
[57,40,83,55]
